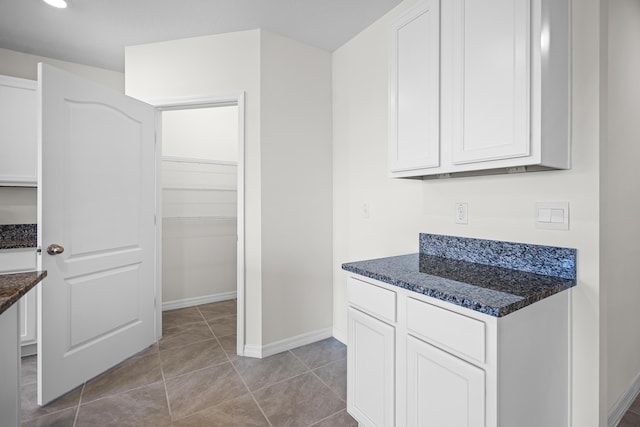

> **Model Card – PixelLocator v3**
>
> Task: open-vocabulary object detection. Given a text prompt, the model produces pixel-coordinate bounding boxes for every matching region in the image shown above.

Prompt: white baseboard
[333,327,347,345]
[162,291,237,311]
[609,371,640,427]
[242,327,334,359]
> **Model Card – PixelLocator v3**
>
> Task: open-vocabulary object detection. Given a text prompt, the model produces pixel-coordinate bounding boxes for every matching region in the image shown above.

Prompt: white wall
[162,160,237,305]
[259,31,333,345]
[126,30,263,345]
[125,29,333,351]
[605,0,640,415]
[332,1,603,425]
[0,47,124,225]
[162,106,238,162]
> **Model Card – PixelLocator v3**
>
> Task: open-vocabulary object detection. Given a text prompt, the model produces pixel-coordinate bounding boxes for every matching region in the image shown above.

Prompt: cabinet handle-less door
[450,0,531,164]
[388,0,441,174]
[406,335,485,427]
[348,307,395,427]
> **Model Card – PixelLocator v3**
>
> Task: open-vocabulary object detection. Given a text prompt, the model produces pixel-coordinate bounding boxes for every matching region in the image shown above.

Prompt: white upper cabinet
[389,0,570,178]
[0,75,37,186]
[388,0,440,174]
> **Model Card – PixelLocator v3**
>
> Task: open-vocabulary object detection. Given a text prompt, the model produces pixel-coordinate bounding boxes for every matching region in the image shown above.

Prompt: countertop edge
[342,261,576,318]
[0,271,47,316]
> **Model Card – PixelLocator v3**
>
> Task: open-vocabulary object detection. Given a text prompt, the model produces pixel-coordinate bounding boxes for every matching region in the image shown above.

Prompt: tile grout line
[288,348,313,372]
[308,408,349,426]
[197,304,276,427]
[288,349,347,402]
[71,382,86,426]
[228,359,274,427]
[155,343,174,423]
[309,369,346,403]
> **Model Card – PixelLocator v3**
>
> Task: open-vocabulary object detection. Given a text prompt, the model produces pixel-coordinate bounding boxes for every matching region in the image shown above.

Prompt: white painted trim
[163,187,237,192]
[257,328,334,359]
[332,328,347,346]
[609,371,640,427]
[148,92,246,357]
[162,216,236,222]
[242,345,263,359]
[162,291,237,311]
[154,113,163,341]
[21,343,37,357]
[235,93,246,357]
[145,93,241,110]
[162,156,238,166]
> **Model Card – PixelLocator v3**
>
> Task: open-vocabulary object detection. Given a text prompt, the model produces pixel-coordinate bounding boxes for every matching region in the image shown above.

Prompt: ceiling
[0,0,402,72]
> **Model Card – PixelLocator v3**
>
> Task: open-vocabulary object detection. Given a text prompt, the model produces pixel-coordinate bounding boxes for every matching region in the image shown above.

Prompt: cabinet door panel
[348,307,395,427]
[407,335,485,427]
[451,0,530,164]
[0,75,37,186]
[389,0,440,173]
[0,249,38,347]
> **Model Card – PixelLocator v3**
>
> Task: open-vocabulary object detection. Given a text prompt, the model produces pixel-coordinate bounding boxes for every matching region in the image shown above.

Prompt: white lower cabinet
[0,248,38,353]
[348,307,395,427]
[347,274,569,427]
[406,335,484,427]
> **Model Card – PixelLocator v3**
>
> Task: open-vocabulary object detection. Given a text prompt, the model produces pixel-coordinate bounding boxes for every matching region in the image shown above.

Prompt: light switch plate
[535,201,569,230]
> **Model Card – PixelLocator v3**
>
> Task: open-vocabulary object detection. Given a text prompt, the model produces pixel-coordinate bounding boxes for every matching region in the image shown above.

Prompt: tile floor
[20,300,357,427]
[620,394,640,426]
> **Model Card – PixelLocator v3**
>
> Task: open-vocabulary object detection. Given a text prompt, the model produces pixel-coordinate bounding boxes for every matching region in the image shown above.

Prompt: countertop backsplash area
[342,234,577,317]
[419,233,577,280]
[0,224,37,250]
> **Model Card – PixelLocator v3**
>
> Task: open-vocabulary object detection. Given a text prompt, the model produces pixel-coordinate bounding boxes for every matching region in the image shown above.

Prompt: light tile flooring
[20,300,357,427]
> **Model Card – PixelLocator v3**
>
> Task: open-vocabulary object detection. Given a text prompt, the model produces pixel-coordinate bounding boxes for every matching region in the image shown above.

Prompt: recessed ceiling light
[42,0,67,8]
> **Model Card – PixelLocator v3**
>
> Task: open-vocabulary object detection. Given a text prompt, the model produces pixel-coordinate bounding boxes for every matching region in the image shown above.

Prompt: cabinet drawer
[406,297,485,363]
[348,277,396,323]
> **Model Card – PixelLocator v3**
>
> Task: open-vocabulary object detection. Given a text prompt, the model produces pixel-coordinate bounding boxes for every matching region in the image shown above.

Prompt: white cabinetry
[0,75,37,186]
[389,0,570,178]
[346,274,570,427]
[347,276,396,427]
[388,0,440,174]
[348,308,395,427]
[406,336,485,427]
[0,249,38,353]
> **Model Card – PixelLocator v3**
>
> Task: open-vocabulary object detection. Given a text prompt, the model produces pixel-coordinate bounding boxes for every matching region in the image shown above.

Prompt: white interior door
[37,63,157,405]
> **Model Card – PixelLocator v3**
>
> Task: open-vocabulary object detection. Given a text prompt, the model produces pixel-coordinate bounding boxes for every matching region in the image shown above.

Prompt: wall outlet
[362,203,370,219]
[455,202,468,224]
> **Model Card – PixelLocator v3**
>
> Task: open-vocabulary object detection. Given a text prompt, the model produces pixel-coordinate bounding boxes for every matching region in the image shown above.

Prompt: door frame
[147,92,246,356]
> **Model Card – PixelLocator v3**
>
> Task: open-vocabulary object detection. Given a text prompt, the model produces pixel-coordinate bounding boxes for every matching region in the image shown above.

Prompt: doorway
[153,93,245,356]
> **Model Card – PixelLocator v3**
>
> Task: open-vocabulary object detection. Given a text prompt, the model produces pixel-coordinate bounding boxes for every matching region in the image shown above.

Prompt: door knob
[47,244,65,255]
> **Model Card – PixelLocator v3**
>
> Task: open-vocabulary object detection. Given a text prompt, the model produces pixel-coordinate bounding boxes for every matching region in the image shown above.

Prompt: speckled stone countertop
[0,224,37,249]
[0,271,47,316]
[342,234,577,317]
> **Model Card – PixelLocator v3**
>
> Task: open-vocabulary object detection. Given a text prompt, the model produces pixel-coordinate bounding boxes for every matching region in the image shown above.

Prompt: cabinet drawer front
[348,277,396,323]
[406,297,485,363]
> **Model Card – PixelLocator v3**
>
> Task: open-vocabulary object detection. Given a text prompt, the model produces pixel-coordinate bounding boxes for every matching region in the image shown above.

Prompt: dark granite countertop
[0,224,37,249]
[342,234,577,317]
[0,271,47,316]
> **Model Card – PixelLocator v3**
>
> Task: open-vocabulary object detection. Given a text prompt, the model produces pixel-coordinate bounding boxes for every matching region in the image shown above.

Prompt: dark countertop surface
[0,224,37,250]
[342,234,577,317]
[0,271,47,316]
